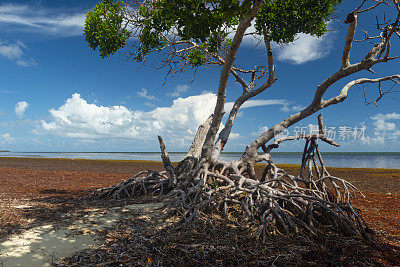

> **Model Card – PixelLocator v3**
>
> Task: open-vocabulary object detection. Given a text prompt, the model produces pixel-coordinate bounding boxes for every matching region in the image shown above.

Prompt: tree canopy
[85,0,341,65]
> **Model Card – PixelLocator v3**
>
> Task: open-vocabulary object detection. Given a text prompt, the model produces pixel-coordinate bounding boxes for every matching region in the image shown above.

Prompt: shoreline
[2,150,400,170]
[0,156,399,171]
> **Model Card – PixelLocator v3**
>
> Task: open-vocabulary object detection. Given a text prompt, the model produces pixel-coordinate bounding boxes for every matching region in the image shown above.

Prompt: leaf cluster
[84,0,130,58]
[256,0,341,43]
[136,0,250,64]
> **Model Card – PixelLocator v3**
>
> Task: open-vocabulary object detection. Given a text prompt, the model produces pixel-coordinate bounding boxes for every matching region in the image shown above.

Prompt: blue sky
[0,0,399,152]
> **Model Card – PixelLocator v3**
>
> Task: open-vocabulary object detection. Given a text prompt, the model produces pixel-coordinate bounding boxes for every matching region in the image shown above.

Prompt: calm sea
[0,152,399,169]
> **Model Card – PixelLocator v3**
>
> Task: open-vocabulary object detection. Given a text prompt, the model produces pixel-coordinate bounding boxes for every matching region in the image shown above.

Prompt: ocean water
[0,151,399,169]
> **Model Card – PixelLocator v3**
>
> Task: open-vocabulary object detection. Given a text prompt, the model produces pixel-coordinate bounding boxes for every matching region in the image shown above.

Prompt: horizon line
[2,151,400,154]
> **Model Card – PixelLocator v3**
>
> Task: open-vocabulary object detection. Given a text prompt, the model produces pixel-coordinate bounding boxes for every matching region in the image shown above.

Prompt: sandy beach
[0,157,399,265]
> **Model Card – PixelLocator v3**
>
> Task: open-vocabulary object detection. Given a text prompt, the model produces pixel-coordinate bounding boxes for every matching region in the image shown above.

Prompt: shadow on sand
[0,190,162,266]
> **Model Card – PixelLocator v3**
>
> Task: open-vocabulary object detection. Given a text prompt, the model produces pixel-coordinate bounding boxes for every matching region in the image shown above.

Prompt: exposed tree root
[90,170,170,199]
[90,116,369,239]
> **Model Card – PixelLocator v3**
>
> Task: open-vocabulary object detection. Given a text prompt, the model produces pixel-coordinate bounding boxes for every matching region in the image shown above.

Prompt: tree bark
[201,1,264,159]
[186,115,213,159]
[158,135,176,187]
[211,40,277,160]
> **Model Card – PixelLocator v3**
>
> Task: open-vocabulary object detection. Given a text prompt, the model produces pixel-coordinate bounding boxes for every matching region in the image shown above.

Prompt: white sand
[0,203,162,267]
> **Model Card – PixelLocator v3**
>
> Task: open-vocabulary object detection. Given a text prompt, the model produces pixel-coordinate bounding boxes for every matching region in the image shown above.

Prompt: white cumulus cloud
[0,42,23,60]
[137,88,157,101]
[367,113,400,144]
[0,41,36,67]
[15,101,29,118]
[233,22,332,64]
[280,104,306,112]
[168,84,190,98]
[36,93,289,148]
[38,93,137,139]
[0,133,14,145]
[275,33,331,64]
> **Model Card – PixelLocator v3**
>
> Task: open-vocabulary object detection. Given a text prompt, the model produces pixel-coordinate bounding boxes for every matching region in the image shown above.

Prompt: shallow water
[1,152,399,169]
